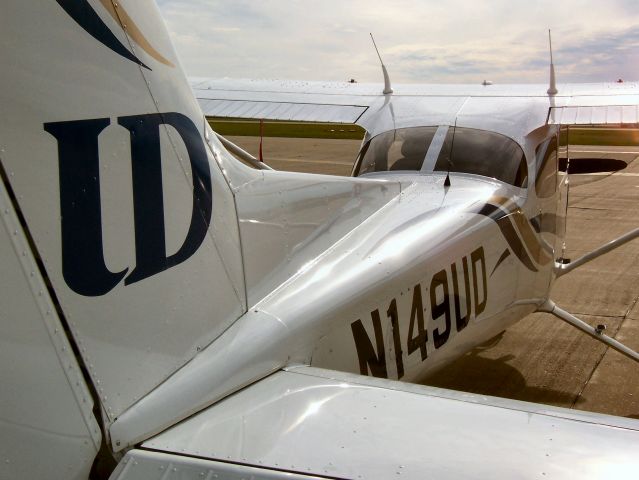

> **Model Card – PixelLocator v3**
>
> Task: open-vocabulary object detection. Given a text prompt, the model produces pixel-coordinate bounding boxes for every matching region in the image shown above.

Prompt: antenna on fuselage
[547,29,558,96]
[370,33,393,95]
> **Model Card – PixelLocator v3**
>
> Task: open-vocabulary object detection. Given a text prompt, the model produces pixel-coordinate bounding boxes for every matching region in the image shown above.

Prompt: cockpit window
[354,126,528,188]
[434,127,528,188]
[354,127,438,176]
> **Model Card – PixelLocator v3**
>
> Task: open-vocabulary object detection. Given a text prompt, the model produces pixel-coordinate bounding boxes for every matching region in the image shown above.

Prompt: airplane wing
[190,77,379,124]
[191,77,639,130]
[111,366,639,479]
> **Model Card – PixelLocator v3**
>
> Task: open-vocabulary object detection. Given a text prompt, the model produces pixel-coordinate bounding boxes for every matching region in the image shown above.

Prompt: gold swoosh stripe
[99,0,175,67]
[489,195,517,213]
[487,195,553,266]
[510,208,553,266]
[476,203,538,272]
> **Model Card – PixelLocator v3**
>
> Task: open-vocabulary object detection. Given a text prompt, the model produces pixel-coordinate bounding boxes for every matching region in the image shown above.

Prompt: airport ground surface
[229,135,639,419]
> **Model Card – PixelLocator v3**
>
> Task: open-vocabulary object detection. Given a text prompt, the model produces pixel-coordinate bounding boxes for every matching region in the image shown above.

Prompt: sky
[157,0,639,84]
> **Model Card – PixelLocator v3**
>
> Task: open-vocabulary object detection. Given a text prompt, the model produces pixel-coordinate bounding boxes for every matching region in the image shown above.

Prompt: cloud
[157,0,639,84]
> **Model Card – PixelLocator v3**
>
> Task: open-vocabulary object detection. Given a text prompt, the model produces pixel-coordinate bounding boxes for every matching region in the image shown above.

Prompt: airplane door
[533,130,562,295]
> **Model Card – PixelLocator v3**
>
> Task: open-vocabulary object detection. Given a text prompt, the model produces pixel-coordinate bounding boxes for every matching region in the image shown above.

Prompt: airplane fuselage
[304,172,560,381]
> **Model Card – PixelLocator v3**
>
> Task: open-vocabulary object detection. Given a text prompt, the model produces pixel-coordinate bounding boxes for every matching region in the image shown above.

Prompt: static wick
[370,33,393,95]
[547,29,558,96]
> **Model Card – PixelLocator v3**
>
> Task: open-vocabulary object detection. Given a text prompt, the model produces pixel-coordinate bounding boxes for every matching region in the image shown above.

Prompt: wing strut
[538,300,639,363]
[555,227,639,277]
[544,226,639,363]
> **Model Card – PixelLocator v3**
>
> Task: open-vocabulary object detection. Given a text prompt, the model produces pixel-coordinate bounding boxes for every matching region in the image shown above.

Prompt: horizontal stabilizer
[137,366,639,479]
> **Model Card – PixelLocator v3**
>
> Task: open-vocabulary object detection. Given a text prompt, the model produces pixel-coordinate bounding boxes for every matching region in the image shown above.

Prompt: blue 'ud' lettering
[44,112,212,297]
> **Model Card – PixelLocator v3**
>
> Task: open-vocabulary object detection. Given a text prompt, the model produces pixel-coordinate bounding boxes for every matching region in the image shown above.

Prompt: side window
[354,127,437,176]
[535,136,558,198]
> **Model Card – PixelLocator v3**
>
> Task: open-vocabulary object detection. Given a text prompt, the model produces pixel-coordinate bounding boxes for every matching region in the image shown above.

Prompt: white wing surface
[110,366,639,480]
[191,78,639,136]
[191,77,376,123]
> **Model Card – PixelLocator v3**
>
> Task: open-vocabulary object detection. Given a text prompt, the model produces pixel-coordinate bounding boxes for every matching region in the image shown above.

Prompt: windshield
[434,127,528,187]
[354,126,528,188]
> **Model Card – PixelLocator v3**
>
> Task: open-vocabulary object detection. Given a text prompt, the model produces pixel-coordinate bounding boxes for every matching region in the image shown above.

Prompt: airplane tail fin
[0,0,246,423]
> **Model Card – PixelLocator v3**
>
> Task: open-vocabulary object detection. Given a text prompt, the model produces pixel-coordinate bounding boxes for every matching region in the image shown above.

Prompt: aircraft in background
[1,1,639,479]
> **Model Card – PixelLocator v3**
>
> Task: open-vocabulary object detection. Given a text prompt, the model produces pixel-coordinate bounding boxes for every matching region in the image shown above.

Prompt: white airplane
[1,1,639,479]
